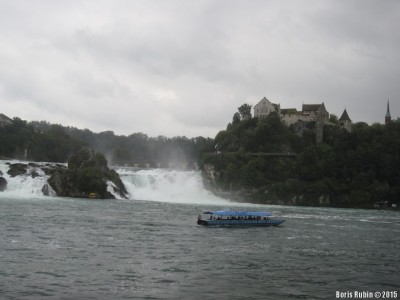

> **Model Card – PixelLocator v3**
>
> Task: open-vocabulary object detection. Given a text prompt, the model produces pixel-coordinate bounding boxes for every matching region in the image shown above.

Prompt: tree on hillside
[329,114,339,124]
[232,112,241,125]
[238,104,252,120]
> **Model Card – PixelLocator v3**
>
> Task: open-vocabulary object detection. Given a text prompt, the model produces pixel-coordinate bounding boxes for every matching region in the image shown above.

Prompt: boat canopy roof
[203,211,272,217]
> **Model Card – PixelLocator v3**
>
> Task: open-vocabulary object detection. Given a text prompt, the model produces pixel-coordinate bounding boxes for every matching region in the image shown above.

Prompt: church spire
[385,100,391,125]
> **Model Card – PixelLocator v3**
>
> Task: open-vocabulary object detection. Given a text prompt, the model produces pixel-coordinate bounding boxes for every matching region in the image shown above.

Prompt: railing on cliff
[208,152,299,158]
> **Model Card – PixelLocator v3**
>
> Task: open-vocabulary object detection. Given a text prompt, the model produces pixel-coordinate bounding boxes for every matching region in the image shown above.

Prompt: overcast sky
[0,0,399,138]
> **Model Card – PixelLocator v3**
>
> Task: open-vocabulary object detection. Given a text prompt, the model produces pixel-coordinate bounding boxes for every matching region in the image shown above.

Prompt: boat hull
[197,219,285,227]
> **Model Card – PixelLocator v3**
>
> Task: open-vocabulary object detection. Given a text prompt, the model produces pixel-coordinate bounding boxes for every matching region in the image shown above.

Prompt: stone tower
[313,103,328,144]
[385,100,391,125]
[315,111,324,144]
[339,109,352,133]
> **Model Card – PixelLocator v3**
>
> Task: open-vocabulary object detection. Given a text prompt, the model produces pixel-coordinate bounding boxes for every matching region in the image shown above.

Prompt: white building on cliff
[254,97,331,126]
[253,97,351,143]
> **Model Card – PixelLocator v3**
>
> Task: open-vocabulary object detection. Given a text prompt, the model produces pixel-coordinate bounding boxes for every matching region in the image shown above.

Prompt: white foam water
[116,167,230,205]
[0,160,56,198]
[0,161,230,205]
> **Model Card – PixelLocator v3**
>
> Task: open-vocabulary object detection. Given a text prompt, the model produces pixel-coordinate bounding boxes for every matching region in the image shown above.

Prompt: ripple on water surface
[0,197,399,299]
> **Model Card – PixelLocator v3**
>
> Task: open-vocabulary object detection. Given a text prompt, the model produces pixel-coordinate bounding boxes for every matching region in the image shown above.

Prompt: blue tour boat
[197,210,285,227]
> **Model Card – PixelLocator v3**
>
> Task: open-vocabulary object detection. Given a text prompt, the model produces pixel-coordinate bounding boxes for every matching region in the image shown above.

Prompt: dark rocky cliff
[0,148,128,199]
[202,162,331,206]
[48,147,127,199]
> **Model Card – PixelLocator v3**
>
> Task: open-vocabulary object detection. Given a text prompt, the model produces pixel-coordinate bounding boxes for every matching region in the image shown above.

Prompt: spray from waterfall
[0,161,230,205]
[116,167,230,205]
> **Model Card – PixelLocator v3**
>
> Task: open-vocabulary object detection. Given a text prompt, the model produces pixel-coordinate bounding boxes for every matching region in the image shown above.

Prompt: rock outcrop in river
[0,148,128,199]
[0,175,7,191]
[48,147,128,199]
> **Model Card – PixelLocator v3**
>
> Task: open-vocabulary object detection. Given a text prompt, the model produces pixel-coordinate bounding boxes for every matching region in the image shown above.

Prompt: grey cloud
[0,0,399,138]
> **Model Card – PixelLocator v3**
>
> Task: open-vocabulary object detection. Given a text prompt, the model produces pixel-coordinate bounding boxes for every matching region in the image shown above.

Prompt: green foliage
[202,110,400,208]
[232,112,241,125]
[61,148,126,198]
[329,114,339,124]
[214,112,308,153]
[2,110,400,208]
[238,103,252,120]
[68,147,93,171]
[68,148,108,173]
[75,166,107,194]
[112,147,132,165]
[240,159,265,187]
[1,117,214,169]
[0,119,84,161]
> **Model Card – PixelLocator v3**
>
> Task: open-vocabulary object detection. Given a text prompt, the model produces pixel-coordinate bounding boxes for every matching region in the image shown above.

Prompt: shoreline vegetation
[1,109,399,209]
[200,105,400,210]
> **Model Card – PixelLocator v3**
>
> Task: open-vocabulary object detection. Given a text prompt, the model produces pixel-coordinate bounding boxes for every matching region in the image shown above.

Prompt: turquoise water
[1,197,399,299]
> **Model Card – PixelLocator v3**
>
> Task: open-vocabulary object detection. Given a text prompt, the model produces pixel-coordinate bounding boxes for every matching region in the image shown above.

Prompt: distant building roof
[339,109,351,121]
[281,108,298,115]
[302,103,324,112]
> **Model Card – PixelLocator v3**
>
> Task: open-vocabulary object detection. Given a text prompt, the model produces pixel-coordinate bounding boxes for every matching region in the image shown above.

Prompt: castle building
[253,98,330,126]
[253,97,280,118]
[339,109,352,133]
[301,103,330,124]
[385,100,391,125]
[253,97,351,143]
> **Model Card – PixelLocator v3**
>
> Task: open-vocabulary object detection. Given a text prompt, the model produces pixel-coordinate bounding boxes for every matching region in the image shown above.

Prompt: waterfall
[0,161,229,205]
[116,167,230,205]
[0,160,57,198]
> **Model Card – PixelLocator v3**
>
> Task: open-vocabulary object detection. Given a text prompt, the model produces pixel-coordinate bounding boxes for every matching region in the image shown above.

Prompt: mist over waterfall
[0,160,229,205]
[116,167,230,205]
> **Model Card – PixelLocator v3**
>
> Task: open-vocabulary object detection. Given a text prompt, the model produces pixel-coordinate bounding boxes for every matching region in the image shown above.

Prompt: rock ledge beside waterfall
[0,148,128,199]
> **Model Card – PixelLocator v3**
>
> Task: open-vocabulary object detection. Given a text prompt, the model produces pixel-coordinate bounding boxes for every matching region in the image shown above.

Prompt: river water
[0,163,399,299]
